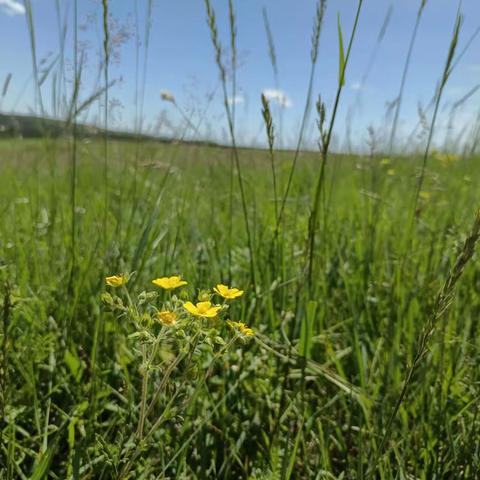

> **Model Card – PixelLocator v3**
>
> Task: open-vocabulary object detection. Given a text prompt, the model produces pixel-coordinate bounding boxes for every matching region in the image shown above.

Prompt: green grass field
[1,136,479,478]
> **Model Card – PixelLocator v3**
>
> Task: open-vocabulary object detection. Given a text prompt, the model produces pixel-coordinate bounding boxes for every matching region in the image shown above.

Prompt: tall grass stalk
[0,73,12,111]
[133,0,153,189]
[261,94,278,225]
[122,0,154,263]
[411,11,462,220]
[0,282,11,421]
[204,0,257,288]
[69,0,78,300]
[403,23,480,152]
[444,84,480,150]
[306,0,364,288]
[262,7,284,146]
[273,3,364,456]
[102,0,110,260]
[227,0,237,283]
[262,7,278,88]
[23,0,44,116]
[388,0,427,153]
[54,0,67,117]
[85,0,111,461]
[274,0,326,236]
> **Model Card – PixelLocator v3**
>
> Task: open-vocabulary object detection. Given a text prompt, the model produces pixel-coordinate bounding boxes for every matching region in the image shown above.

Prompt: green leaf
[68,418,77,451]
[299,300,317,360]
[30,441,57,480]
[337,13,345,87]
[284,418,304,480]
[64,348,82,382]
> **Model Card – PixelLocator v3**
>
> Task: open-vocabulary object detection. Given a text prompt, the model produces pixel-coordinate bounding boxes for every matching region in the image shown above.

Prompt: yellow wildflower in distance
[381,157,391,165]
[213,284,244,300]
[156,310,177,326]
[184,301,221,318]
[152,275,187,290]
[226,320,254,336]
[387,169,395,176]
[105,273,129,287]
[437,152,459,165]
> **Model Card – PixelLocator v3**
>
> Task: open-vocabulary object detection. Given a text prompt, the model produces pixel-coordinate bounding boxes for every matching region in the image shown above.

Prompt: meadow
[1,136,479,478]
[1,0,480,478]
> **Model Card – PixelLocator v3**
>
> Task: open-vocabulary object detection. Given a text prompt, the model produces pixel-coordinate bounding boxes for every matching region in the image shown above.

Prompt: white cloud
[350,82,362,91]
[227,95,244,105]
[0,0,25,15]
[262,88,293,108]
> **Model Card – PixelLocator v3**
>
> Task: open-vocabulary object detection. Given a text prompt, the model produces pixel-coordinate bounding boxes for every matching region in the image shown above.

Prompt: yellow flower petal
[156,310,177,326]
[105,274,128,287]
[183,301,198,315]
[213,284,244,299]
[184,301,221,318]
[226,320,254,336]
[152,275,188,290]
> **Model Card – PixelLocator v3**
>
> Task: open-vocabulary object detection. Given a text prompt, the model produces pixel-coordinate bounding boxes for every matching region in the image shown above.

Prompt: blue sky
[1,0,480,150]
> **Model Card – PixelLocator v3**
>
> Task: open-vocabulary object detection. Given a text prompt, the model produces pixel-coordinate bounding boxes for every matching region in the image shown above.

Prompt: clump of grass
[204,0,257,289]
[370,211,480,476]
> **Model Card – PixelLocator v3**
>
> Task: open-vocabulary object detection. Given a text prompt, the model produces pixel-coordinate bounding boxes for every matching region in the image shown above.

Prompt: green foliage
[0,139,479,478]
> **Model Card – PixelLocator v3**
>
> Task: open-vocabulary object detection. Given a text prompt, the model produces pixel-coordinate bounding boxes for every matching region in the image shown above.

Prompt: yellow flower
[381,157,391,165]
[436,152,459,164]
[156,310,177,326]
[226,320,254,336]
[105,274,128,287]
[183,301,221,318]
[152,275,187,290]
[387,169,395,176]
[213,284,244,300]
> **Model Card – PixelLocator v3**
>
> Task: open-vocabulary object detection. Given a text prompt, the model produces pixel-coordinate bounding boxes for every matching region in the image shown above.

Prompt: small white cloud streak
[262,88,293,108]
[0,0,25,16]
[350,82,362,91]
[227,95,244,105]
